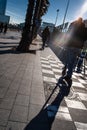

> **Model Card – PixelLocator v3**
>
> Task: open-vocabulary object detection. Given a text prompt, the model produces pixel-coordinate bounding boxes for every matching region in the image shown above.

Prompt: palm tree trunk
[17,0,35,52]
[17,0,50,52]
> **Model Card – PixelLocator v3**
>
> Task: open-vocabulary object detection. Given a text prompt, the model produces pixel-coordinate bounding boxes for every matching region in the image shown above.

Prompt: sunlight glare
[75,0,87,18]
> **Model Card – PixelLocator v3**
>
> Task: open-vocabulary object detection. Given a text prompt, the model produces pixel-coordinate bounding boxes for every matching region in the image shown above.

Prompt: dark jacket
[42,27,50,41]
[66,21,87,48]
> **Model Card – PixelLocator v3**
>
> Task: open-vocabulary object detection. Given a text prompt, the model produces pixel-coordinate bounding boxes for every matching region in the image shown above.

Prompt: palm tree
[31,0,50,40]
[17,0,50,52]
[17,0,35,52]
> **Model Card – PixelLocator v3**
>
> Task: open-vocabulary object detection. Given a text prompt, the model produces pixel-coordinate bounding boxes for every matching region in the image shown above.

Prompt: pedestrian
[76,50,86,73]
[0,22,4,33]
[62,17,87,83]
[3,23,8,34]
[42,26,50,49]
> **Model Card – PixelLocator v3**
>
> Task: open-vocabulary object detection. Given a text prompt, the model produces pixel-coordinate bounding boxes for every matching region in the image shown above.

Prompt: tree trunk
[17,0,50,52]
[17,0,35,52]
[31,0,41,40]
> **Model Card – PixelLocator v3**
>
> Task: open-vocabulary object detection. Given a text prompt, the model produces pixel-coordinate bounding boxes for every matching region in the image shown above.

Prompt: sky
[6,0,87,25]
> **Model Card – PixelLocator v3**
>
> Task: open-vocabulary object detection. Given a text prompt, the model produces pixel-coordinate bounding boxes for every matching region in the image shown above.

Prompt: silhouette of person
[0,22,4,33]
[3,23,8,34]
[42,26,50,49]
[62,17,87,82]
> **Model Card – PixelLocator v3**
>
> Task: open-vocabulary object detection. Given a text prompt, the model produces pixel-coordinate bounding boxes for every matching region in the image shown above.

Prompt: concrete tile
[0,99,2,104]
[31,85,44,94]
[21,78,32,86]
[15,94,29,106]
[0,126,5,130]
[52,68,62,73]
[4,89,17,99]
[73,87,87,94]
[32,79,43,86]
[82,101,87,108]
[75,122,87,130]
[43,76,57,83]
[69,108,87,123]
[28,104,43,121]
[42,69,54,74]
[6,121,26,130]
[0,109,10,126]
[0,76,11,88]
[0,99,14,110]
[4,73,15,81]
[65,99,87,110]
[15,70,25,79]
[77,92,87,101]
[51,119,76,130]
[41,60,49,64]
[72,75,77,79]
[40,57,48,60]
[72,82,85,88]
[0,88,7,98]
[41,64,51,69]
[30,92,45,105]
[9,105,28,122]
[49,60,57,64]
[78,79,87,84]
[18,86,30,95]
[9,80,20,91]
[55,112,72,121]
[58,106,69,113]
[50,63,59,68]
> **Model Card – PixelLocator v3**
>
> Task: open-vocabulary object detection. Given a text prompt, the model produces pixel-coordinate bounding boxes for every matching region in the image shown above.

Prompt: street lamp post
[62,0,70,31]
[55,9,59,27]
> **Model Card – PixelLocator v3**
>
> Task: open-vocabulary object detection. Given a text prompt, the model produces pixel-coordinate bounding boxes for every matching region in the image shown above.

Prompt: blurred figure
[0,22,4,33]
[42,26,50,49]
[3,23,8,34]
[76,50,86,73]
[62,17,87,82]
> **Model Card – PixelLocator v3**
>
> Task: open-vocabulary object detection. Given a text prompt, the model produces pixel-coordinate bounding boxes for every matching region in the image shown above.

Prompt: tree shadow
[0,42,19,45]
[0,49,17,54]
[24,79,71,130]
[0,45,17,48]
[0,47,37,55]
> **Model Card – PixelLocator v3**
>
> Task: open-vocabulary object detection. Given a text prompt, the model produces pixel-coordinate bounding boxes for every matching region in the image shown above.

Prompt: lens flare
[75,0,87,18]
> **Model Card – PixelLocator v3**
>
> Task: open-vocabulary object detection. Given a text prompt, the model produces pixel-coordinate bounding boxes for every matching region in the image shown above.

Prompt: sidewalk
[0,31,87,130]
[0,32,48,130]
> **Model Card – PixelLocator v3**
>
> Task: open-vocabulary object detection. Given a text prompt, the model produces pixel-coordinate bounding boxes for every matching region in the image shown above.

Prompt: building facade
[0,0,10,23]
[0,0,7,15]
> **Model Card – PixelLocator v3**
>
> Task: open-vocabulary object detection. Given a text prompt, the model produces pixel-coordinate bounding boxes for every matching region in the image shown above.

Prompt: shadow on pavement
[0,42,19,45]
[0,48,37,55]
[24,82,70,130]
[0,45,17,48]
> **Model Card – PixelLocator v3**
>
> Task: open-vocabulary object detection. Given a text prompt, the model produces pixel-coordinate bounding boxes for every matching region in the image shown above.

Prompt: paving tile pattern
[40,47,87,130]
[0,33,46,130]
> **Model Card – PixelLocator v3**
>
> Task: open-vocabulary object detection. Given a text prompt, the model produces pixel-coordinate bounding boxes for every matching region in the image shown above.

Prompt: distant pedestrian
[76,50,86,73]
[62,17,87,83]
[0,22,4,33]
[42,26,50,49]
[3,24,8,34]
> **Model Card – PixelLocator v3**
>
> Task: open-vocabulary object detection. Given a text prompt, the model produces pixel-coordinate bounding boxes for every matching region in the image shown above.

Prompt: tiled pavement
[40,47,87,130]
[0,33,46,130]
[0,31,87,130]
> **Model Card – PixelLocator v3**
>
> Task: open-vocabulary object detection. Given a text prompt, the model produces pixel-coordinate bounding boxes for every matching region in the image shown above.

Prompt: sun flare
[75,0,87,19]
